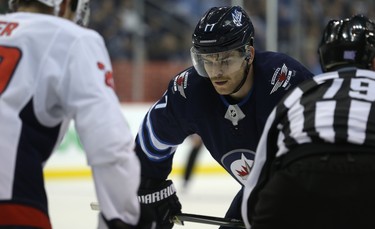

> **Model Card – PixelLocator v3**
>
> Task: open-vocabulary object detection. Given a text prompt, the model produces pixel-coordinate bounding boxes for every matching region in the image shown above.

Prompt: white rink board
[44,103,241,228]
[44,103,221,176]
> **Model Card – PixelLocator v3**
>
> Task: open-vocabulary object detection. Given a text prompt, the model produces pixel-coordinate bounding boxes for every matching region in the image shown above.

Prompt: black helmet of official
[318,14,375,72]
[192,6,255,54]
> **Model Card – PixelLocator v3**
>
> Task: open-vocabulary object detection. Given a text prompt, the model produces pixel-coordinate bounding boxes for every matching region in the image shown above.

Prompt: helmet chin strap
[230,57,251,95]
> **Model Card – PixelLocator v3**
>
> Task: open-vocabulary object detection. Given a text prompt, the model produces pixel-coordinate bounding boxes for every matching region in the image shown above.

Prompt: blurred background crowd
[1,0,374,102]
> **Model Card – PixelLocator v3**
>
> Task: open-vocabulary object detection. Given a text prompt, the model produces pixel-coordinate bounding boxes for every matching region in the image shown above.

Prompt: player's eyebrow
[202,52,234,62]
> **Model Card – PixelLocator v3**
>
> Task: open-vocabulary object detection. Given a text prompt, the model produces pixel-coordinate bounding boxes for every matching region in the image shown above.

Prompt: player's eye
[203,59,214,66]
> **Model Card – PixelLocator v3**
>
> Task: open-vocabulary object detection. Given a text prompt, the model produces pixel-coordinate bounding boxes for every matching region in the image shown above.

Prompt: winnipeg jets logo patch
[270,63,294,94]
[232,9,243,26]
[173,71,189,98]
[221,149,255,185]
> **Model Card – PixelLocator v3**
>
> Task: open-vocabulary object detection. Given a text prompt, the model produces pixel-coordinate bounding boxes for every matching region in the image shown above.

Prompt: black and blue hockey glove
[138,179,182,229]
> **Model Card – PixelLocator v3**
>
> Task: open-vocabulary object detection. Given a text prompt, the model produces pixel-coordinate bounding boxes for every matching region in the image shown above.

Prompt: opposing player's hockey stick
[90,202,100,211]
[90,202,245,228]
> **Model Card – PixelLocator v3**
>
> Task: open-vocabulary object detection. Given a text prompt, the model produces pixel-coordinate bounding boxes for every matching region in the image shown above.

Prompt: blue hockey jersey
[135,50,314,221]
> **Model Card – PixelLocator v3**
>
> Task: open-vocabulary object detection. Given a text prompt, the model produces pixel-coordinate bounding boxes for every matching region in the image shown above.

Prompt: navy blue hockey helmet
[192,6,254,54]
[191,6,254,78]
[318,14,375,72]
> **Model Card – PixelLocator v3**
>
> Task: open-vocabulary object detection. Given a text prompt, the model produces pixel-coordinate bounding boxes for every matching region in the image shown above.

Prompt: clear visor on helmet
[190,45,250,78]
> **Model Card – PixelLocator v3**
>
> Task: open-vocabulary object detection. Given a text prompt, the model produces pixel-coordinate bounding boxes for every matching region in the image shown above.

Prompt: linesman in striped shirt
[241,14,375,229]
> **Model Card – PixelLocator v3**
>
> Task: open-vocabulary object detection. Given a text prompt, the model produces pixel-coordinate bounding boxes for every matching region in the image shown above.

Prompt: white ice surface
[46,174,241,229]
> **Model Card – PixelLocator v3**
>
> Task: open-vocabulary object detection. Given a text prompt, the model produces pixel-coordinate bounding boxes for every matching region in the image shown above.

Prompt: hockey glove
[138,179,182,229]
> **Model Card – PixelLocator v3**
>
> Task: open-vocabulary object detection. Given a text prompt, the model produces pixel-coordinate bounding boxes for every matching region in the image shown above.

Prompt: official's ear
[59,0,75,21]
[372,58,375,71]
[58,0,68,17]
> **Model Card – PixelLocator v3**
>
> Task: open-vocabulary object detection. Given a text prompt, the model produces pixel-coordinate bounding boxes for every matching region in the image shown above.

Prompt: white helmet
[32,0,63,7]
[9,0,63,13]
[8,0,90,26]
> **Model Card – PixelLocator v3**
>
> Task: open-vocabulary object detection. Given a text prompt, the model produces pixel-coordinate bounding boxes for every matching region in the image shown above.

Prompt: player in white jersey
[241,14,375,229]
[0,0,150,228]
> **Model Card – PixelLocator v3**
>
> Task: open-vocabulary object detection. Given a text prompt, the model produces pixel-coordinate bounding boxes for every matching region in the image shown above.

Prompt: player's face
[202,50,248,95]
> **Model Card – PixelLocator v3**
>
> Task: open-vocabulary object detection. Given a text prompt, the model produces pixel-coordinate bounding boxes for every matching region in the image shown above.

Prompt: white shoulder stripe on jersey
[145,103,178,151]
[313,71,339,84]
[138,103,178,161]
[357,69,375,80]
[283,87,303,108]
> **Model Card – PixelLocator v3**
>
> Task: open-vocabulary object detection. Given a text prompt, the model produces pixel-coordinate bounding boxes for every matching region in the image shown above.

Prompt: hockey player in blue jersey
[135,6,313,228]
[241,15,375,229]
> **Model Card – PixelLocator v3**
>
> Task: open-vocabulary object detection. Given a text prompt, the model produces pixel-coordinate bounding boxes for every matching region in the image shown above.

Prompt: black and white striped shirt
[242,67,375,228]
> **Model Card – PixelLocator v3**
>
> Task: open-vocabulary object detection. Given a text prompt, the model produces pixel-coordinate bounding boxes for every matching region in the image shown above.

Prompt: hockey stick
[172,213,245,228]
[90,202,100,211]
[90,202,245,228]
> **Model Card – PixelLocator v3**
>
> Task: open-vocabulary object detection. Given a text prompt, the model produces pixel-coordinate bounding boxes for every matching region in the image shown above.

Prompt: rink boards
[44,103,225,180]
